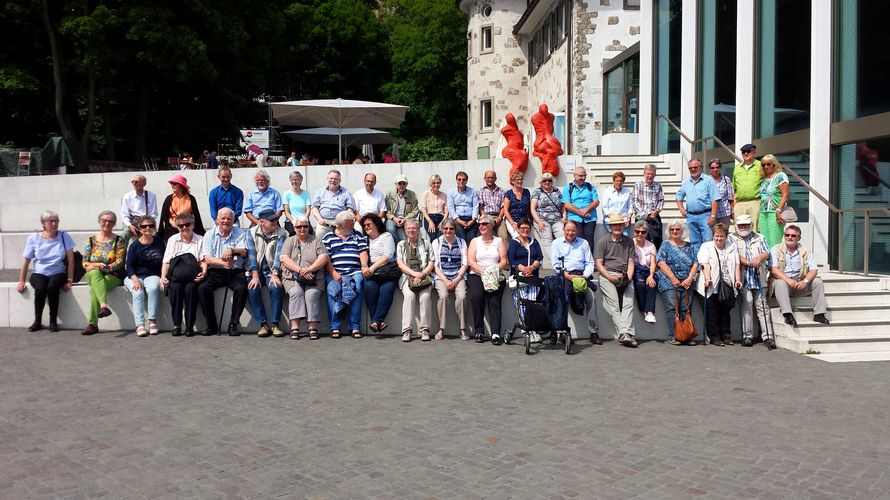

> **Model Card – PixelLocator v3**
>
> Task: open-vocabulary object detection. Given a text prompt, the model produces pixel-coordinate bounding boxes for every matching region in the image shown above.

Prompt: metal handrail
[656,115,890,275]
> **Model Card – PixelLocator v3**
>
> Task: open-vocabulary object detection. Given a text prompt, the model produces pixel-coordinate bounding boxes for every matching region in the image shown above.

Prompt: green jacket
[732,159,763,201]
[385,189,420,221]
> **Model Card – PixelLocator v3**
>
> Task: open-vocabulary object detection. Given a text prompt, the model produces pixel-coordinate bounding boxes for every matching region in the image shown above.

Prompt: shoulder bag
[779,205,798,222]
[371,261,400,282]
[673,289,697,343]
[715,248,737,308]
[167,252,201,283]
[60,231,85,283]
[294,241,318,286]
[406,242,431,291]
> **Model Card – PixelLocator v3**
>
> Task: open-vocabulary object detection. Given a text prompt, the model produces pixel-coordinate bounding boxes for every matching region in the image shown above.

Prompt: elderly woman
[322,210,370,338]
[159,174,205,240]
[698,223,742,347]
[360,213,398,334]
[632,220,658,324]
[507,218,543,342]
[16,210,75,332]
[280,215,329,340]
[431,218,468,340]
[600,171,632,233]
[656,220,700,345]
[160,213,206,337]
[707,159,734,227]
[759,154,790,247]
[396,219,434,341]
[124,216,165,337]
[503,171,532,239]
[81,210,127,335]
[530,172,565,262]
[283,170,312,236]
[421,174,448,241]
[467,214,509,344]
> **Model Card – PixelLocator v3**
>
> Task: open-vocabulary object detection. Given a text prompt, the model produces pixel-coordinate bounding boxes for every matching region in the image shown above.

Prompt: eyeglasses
[140,224,156,229]
[709,166,721,169]
[99,219,115,224]
[763,162,774,166]
[442,227,455,231]
[44,219,59,223]
[295,225,309,229]
[634,230,647,234]
[130,180,139,185]
[783,233,799,238]
[742,150,754,154]
[177,223,192,229]
[397,182,407,185]
[542,179,553,183]
[519,226,531,230]
[669,228,682,232]
[456,178,468,182]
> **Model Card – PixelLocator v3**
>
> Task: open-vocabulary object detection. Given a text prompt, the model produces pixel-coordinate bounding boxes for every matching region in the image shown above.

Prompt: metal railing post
[864,211,870,276]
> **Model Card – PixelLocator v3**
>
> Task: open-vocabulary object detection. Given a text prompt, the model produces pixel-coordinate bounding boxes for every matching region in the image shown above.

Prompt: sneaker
[271,325,285,337]
[644,312,656,324]
[627,336,638,347]
[669,338,681,345]
[136,325,148,337]
[530,332,542,344]
[766,340,777,350]
[589,332,603,345]
[401,330,412,342]
[723,337,734,346]
[148,321,159,335]
[617,332,627,344]
[257,324,271,337]
[491,333,502,345]
[420,330,431,342]
[742,338,753,347]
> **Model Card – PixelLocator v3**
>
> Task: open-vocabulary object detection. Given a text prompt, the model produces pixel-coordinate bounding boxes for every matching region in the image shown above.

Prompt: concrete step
[790,305,890,322]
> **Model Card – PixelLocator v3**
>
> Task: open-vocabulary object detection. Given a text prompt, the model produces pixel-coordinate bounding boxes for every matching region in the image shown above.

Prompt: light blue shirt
[676,175,718,213]
[244,187,283,216]
[447,186,476,219]
[550,236,595,277]
[202,225,248,269]
[23,232,75,276]
[312,186,357,220]
[562,182,599,223]
[770,245,817,276]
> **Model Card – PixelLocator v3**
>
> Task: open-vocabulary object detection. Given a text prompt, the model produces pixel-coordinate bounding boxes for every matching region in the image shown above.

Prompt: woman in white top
[632,220,658,324]
[160,213,207,337]
[421,174,448,242]
[697,223,741,346]
[466,214,509,344]
[360,213,398,335]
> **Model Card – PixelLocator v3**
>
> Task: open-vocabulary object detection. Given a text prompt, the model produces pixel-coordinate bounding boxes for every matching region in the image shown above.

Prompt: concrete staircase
[582,154,684,221]
[773,271,890,354]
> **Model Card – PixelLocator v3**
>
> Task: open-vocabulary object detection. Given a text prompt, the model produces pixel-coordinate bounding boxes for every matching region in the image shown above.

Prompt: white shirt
[120,189,159,229]
[600,186,632,220]
[353,188,386,216]
[162,233,204,263]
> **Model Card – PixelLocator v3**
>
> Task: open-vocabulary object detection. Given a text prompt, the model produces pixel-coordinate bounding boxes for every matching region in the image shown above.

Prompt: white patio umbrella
[270,98,407,161]
[283,127,395,146]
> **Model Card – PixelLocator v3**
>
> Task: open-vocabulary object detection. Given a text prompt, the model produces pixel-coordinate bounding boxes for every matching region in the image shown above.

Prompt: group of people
[16,158,828,350]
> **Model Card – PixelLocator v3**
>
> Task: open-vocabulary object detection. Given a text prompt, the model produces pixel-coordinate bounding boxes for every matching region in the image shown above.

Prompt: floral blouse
[655,241,696,293]
[760,172,789,213]
[83,235,127,277]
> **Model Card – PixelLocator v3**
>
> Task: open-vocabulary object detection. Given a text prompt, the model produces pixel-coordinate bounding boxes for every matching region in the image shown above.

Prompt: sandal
[331,330,341,339]
[308,329,319,340]
[370,322,379,332]
[435,330,445,341]
[352,330,363,339]
[290,329,300,340]
[377,321,389,333]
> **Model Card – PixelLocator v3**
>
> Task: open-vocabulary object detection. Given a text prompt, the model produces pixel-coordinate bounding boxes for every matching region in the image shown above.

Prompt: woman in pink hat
[159,174,205,240]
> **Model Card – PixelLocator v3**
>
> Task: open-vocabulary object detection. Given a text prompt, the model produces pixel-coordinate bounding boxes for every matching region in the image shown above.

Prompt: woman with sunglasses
[759,154,790,247]
[280,215,329,340]
[81,210,127,335]
[124,216,165,337]
[632,220,658,324]
[160,213,206,337]
[359,213,397,335]
[530,172,565,263]
[467,214,508,344]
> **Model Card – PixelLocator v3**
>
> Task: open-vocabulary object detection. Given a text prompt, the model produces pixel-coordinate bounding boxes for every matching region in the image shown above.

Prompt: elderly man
[770,224,830,327]
[244,169,283,227]
[246,209,288,338]
[676,158,718,255]
[733,143,763,231]
[476,170,508,240]
[384,174,419,243]
[120,175,159,239]
[208,166,244,225]
[732,214,776,350]
[595,213,637,347]
[198,208,249,336]
[551,220,600,344]
[632,164,664,249]
[447,171,478,243]
[353,172,386,231]
[563,166,600,255]
[311,169,357,238]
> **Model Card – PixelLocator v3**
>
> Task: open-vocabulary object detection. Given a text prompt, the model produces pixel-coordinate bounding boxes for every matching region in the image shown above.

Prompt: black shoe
[491,333,502,345]
[27,322,44,332]
[783,313,798,327]
[589,333,603,345]
[200,328,217,336]
[227,324,240,336]
[171,326,183,337]
[813,313,830,325]
[185,327,195,337]
[48,323,59,332]
[766,340,777,350]
[503,331,513,345]
[474,332,484,343]
[742,338,753,347]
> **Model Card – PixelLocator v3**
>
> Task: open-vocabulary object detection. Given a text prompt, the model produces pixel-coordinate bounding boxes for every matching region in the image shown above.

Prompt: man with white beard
[731,214,776,350]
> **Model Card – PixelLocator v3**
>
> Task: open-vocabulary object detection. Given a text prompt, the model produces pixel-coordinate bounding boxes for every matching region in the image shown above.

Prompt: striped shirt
[632,180,664,214]
[732,233,770,290]
[431,236,467,280]
[322,232,368,274]
[476,185,505,215]
[712,175,734,218]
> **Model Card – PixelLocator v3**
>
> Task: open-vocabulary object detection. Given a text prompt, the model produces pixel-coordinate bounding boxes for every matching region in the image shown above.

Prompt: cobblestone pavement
[2,328,890,499]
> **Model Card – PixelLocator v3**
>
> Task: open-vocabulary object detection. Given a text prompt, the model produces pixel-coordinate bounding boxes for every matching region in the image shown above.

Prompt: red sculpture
[530,104,563,176]
[500,113,529,177]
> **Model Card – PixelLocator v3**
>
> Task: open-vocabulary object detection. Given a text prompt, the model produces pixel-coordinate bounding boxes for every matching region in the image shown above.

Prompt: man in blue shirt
[676,159,718,255]
[208,166,244,225]
[244,169,284,227]
[198,208,249,336]
[562,166,600,256]
[447,171,477,243]
[551,220,600,344]
[311,169,357,238]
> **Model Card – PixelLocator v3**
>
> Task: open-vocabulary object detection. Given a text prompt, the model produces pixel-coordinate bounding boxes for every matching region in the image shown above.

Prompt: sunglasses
[295,225,309,229]
[634,230,647,234]
[669,228,682,232]
[140,224,156,229]
[442,227,455,231]
[763,162,774,166]
[542,179,553,183]
[177,223,192,229]
[784,233,799,238]
[478,222,490,226]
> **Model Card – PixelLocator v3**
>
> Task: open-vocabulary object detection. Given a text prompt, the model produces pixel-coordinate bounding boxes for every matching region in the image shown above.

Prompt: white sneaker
[645,312,656,324]
[135,325,148,337]
[530,332,542,344]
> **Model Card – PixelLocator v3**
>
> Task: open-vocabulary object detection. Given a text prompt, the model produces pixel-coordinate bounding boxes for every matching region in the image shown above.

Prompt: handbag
[167,253,201,283]
[60,231,86,283]
[481,265,502,292]
[779,205,798,222]
[371,261,400,282]
[673,289,697,343]
[405,242,431,291]
[292,241,317,286]
[715,248,736,308]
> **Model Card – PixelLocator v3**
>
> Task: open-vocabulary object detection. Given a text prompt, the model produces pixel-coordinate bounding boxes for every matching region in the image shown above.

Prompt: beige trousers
[434,278,467,332]
[734,199,761,231]
[401,281,432,333]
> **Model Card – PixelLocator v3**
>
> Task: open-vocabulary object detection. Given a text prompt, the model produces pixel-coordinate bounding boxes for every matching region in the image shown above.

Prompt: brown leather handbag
[673,288,697,343]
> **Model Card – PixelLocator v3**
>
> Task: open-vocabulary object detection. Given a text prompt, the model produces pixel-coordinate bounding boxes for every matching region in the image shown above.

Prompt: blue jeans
[325,272,364,331]
[385,219,405,245]
[247,270,284,325]
[125,275,161,325]
[455,216,478,244]
[686,212,711,255]
[364,277,397,324]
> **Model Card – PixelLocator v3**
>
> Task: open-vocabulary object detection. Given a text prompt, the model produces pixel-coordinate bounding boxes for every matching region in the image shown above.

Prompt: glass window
[833,139,890,273]
[481,26,493,53]
[604,54,639,134]
[698,2,736,147]
[654,0,682,153]
[836,0,890,121]
[625,0,641,9]
[757,0,811,138]
[480,100,492,130]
